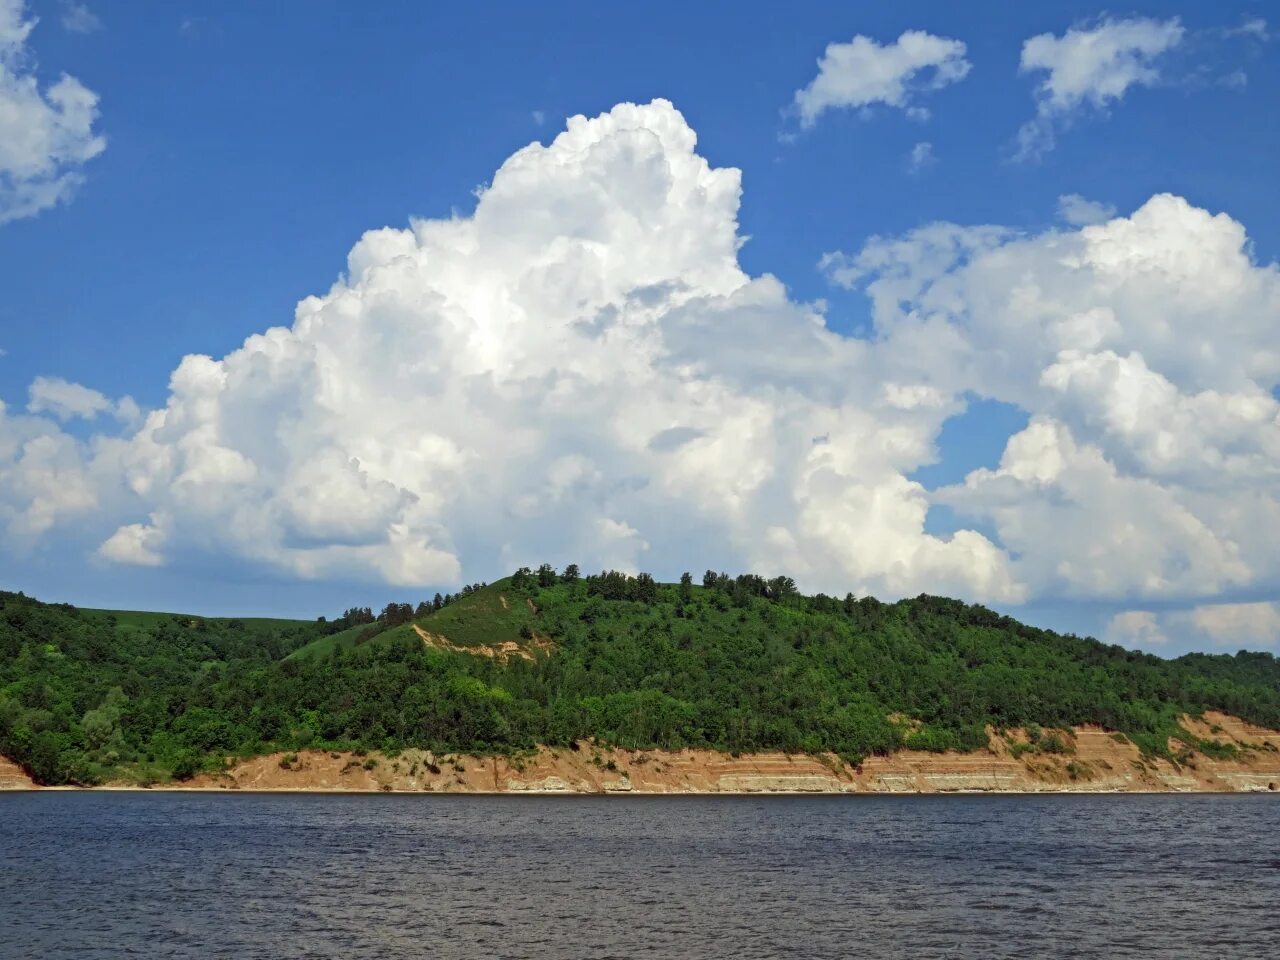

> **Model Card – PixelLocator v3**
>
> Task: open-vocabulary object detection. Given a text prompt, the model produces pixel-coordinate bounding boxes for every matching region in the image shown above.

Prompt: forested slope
[2,567,1278,785]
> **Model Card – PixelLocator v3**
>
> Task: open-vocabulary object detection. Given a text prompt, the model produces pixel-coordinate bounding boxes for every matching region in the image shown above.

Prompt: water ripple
[1,793,1277,959]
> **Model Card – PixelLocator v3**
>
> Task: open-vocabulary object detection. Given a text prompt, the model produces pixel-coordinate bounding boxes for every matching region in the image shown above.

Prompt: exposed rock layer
[0,756,35,790]
[5,712,1279,794]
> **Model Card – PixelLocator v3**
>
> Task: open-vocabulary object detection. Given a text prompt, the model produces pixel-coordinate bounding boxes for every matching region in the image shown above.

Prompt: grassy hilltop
[2,567,1279,785]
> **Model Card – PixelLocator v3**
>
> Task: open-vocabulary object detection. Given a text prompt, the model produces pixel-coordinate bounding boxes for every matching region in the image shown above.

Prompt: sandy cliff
[184,710,1280,794]
[0,756,35,790]
[4,711,1278,794]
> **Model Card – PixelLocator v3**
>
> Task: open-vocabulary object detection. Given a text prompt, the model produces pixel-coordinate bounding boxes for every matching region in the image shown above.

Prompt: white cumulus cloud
[1185,601,1280,648]
[829,192,1280,606]
[0,100,1017,599]
[97,515,166,567]
[27,375,139,425]
[0,0,105,222]
[3,101,1279,641]
[1106,602,1280,651]
[1104,610,1168,648]
[28,375,109,419]
[792,30,970,128]
[1014,16,1184,161]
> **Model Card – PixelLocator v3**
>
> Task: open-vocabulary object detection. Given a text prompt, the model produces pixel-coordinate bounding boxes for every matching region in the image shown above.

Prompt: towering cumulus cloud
[1,101,1015,598]
[2,101,1278,643]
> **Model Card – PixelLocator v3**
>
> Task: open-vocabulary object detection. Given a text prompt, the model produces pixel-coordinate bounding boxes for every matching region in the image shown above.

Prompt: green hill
[2,569,1278,785]
[286,576,535,662]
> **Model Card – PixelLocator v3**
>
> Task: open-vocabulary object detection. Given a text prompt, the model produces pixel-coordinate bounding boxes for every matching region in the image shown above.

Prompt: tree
[340,607,375,627]
[768,576,797,603]
[380,603,413,627]
[415,601,431,618]
[562,564,580,584]
[679,572,693,602]
[537,563,558,588]
[4,574,1280,788]
[634,573,658,603]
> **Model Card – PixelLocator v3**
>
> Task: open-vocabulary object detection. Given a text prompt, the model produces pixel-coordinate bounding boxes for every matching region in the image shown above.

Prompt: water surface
[2,793,1277,959]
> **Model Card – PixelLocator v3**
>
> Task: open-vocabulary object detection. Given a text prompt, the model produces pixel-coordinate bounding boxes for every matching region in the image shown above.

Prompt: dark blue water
[1,794,1277,959]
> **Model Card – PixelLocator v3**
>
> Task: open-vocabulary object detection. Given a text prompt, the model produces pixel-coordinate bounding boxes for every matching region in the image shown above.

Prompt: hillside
[2,569,1279,787]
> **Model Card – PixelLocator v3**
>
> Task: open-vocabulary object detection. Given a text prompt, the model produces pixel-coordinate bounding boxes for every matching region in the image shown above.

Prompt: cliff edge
[171,711,1280,794]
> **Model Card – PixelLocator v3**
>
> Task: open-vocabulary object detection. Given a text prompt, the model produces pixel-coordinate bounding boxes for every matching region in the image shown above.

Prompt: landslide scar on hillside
[411,624,553,663]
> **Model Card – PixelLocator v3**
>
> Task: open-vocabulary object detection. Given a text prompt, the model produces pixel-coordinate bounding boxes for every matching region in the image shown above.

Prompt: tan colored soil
[411,624,553,663]
[7,712,1279,794]
[0,755,35,790]
[177,712,1280,794]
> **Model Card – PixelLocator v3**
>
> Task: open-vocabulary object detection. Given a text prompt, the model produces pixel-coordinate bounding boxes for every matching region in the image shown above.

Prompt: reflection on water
[2,792,1278,959]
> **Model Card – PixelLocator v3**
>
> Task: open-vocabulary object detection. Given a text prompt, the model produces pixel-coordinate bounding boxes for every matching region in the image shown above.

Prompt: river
[2,793,1277,958]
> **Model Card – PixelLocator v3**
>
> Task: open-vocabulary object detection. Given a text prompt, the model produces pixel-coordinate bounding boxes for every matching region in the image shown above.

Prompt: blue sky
[1,1,1278,655]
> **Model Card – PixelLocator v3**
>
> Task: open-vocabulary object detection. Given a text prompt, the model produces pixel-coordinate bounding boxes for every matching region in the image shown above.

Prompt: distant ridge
[1,568,1278,787]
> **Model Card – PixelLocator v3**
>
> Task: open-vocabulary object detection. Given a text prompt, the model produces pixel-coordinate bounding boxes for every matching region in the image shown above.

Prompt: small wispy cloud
[61,2,102,34]
[1218,17,1269,41]
[1013,15,1272,161]
[790,30,970,129]
[906,141,936,173]
[1013,16,1185,162]
[1057,193,1116,226]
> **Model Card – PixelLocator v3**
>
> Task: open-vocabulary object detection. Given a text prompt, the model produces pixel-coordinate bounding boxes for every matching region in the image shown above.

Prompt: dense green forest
[2,568,1279,785]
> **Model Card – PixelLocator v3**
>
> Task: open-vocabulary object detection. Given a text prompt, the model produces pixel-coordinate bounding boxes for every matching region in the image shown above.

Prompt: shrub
[169,751,201,781]
[1040,733,1071,755]
[1196,738,1238,760]
[903,725,960,753]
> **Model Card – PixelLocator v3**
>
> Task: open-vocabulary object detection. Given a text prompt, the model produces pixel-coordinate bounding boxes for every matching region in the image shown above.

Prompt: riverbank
[5,711,1279,795]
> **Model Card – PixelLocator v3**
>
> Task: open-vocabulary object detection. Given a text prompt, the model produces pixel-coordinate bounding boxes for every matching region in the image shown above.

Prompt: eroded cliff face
[183,711,1280,794]
[5,712,1279,794]
[0,756,35,790]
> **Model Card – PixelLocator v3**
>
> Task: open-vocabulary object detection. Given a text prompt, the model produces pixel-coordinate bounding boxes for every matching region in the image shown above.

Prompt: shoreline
[6,711,1280,796]
[8,785,1280,797]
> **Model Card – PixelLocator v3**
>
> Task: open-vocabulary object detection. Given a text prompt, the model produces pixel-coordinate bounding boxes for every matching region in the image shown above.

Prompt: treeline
[1,576,1279,786]
[325,583,490,633]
